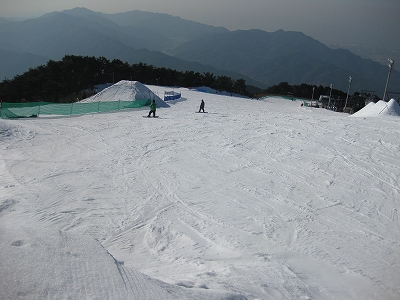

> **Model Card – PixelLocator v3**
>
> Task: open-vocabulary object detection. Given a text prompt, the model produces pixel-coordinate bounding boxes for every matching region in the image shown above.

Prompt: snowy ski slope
[1,82,399,299]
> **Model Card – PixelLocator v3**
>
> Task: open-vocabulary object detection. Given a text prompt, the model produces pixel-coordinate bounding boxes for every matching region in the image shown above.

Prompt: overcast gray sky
[1,0,400,49]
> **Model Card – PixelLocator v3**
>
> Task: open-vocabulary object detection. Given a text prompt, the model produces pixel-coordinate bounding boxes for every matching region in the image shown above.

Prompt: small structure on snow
[164,90,181,101]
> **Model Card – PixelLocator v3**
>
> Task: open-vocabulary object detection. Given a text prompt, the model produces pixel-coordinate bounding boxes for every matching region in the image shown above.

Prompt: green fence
[0,99,151,119]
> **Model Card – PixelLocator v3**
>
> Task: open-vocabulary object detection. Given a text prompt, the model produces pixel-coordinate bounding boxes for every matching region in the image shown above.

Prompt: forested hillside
[0,55,248,103]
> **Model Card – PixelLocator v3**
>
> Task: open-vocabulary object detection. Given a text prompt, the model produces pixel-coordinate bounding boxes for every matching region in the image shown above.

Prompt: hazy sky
[1,0,400,49]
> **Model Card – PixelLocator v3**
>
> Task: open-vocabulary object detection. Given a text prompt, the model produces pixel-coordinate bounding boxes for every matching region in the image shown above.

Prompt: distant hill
[0,9,260,87]
[0,17,10,24]
[1,7,398,96]
[169,29,399,96]
[0,49,49,80]
[103,10,229,43]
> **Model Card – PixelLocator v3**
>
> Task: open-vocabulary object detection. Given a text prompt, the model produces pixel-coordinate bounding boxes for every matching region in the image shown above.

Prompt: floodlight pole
[383,59,394,101]
[311,87,315,106]
[344,76,352,112]
[327,84,333,109]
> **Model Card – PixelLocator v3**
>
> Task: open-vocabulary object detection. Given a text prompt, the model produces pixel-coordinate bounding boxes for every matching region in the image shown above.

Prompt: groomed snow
[1,81,399,299]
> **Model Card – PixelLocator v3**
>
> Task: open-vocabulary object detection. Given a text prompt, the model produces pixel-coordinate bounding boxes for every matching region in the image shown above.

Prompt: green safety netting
[0,99,151,119]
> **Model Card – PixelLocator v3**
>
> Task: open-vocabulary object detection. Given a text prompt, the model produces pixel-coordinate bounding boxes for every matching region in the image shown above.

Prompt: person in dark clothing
[148,100,156,117]
[198,99,205,113]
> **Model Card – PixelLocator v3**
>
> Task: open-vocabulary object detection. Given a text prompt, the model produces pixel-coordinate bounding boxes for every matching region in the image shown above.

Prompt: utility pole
[344,76,352,112]
[327,84,333,109]
[311,87,315,106]
[383,59,394,101]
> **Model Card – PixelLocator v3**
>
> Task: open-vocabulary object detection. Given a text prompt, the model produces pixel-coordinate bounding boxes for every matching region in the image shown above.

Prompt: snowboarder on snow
[198,99,205,113]
[148,100,156,117]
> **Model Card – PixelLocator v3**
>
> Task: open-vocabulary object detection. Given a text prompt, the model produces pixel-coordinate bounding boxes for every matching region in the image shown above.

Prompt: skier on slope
[198,99,205,113]
[147,100,156,117]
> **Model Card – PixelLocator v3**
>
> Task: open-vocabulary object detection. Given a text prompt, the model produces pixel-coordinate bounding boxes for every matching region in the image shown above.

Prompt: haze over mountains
[1,7,399,96]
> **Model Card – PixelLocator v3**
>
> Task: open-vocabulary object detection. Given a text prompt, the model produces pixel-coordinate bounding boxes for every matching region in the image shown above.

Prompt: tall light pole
[327,84,333,109]
[344,76,352,112]
[311,87,315,107]
[383,59,394,101]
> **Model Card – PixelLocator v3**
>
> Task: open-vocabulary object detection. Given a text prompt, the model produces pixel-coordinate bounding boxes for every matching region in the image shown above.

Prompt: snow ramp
[83,80,170,108]
[351,99,400,117]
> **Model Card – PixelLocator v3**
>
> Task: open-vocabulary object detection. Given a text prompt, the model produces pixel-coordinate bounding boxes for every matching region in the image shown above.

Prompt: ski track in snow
[1,85,400,299]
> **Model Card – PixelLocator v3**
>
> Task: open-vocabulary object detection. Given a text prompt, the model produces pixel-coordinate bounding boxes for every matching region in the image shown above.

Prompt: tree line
[258,81,377,112]
[0,55,248,103]
[259,81,346,99]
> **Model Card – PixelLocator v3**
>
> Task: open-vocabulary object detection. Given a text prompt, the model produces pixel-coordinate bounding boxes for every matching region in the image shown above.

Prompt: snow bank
[351,99,400,117]
[82,80,169,108]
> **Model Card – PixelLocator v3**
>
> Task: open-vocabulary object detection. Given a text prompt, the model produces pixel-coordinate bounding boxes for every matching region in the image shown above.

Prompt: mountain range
[1,7,398,96]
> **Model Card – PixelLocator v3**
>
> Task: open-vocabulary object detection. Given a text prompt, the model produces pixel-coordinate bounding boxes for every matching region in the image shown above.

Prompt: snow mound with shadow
[351,99,400,117]
[81,80,169,108]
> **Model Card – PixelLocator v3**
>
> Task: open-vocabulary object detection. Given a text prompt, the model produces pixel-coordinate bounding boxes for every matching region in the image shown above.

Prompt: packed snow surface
[1,82,400,299]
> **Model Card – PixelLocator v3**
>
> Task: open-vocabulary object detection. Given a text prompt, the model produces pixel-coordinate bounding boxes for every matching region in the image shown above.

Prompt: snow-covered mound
[351,99,400,117]
[82,80,169,108]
